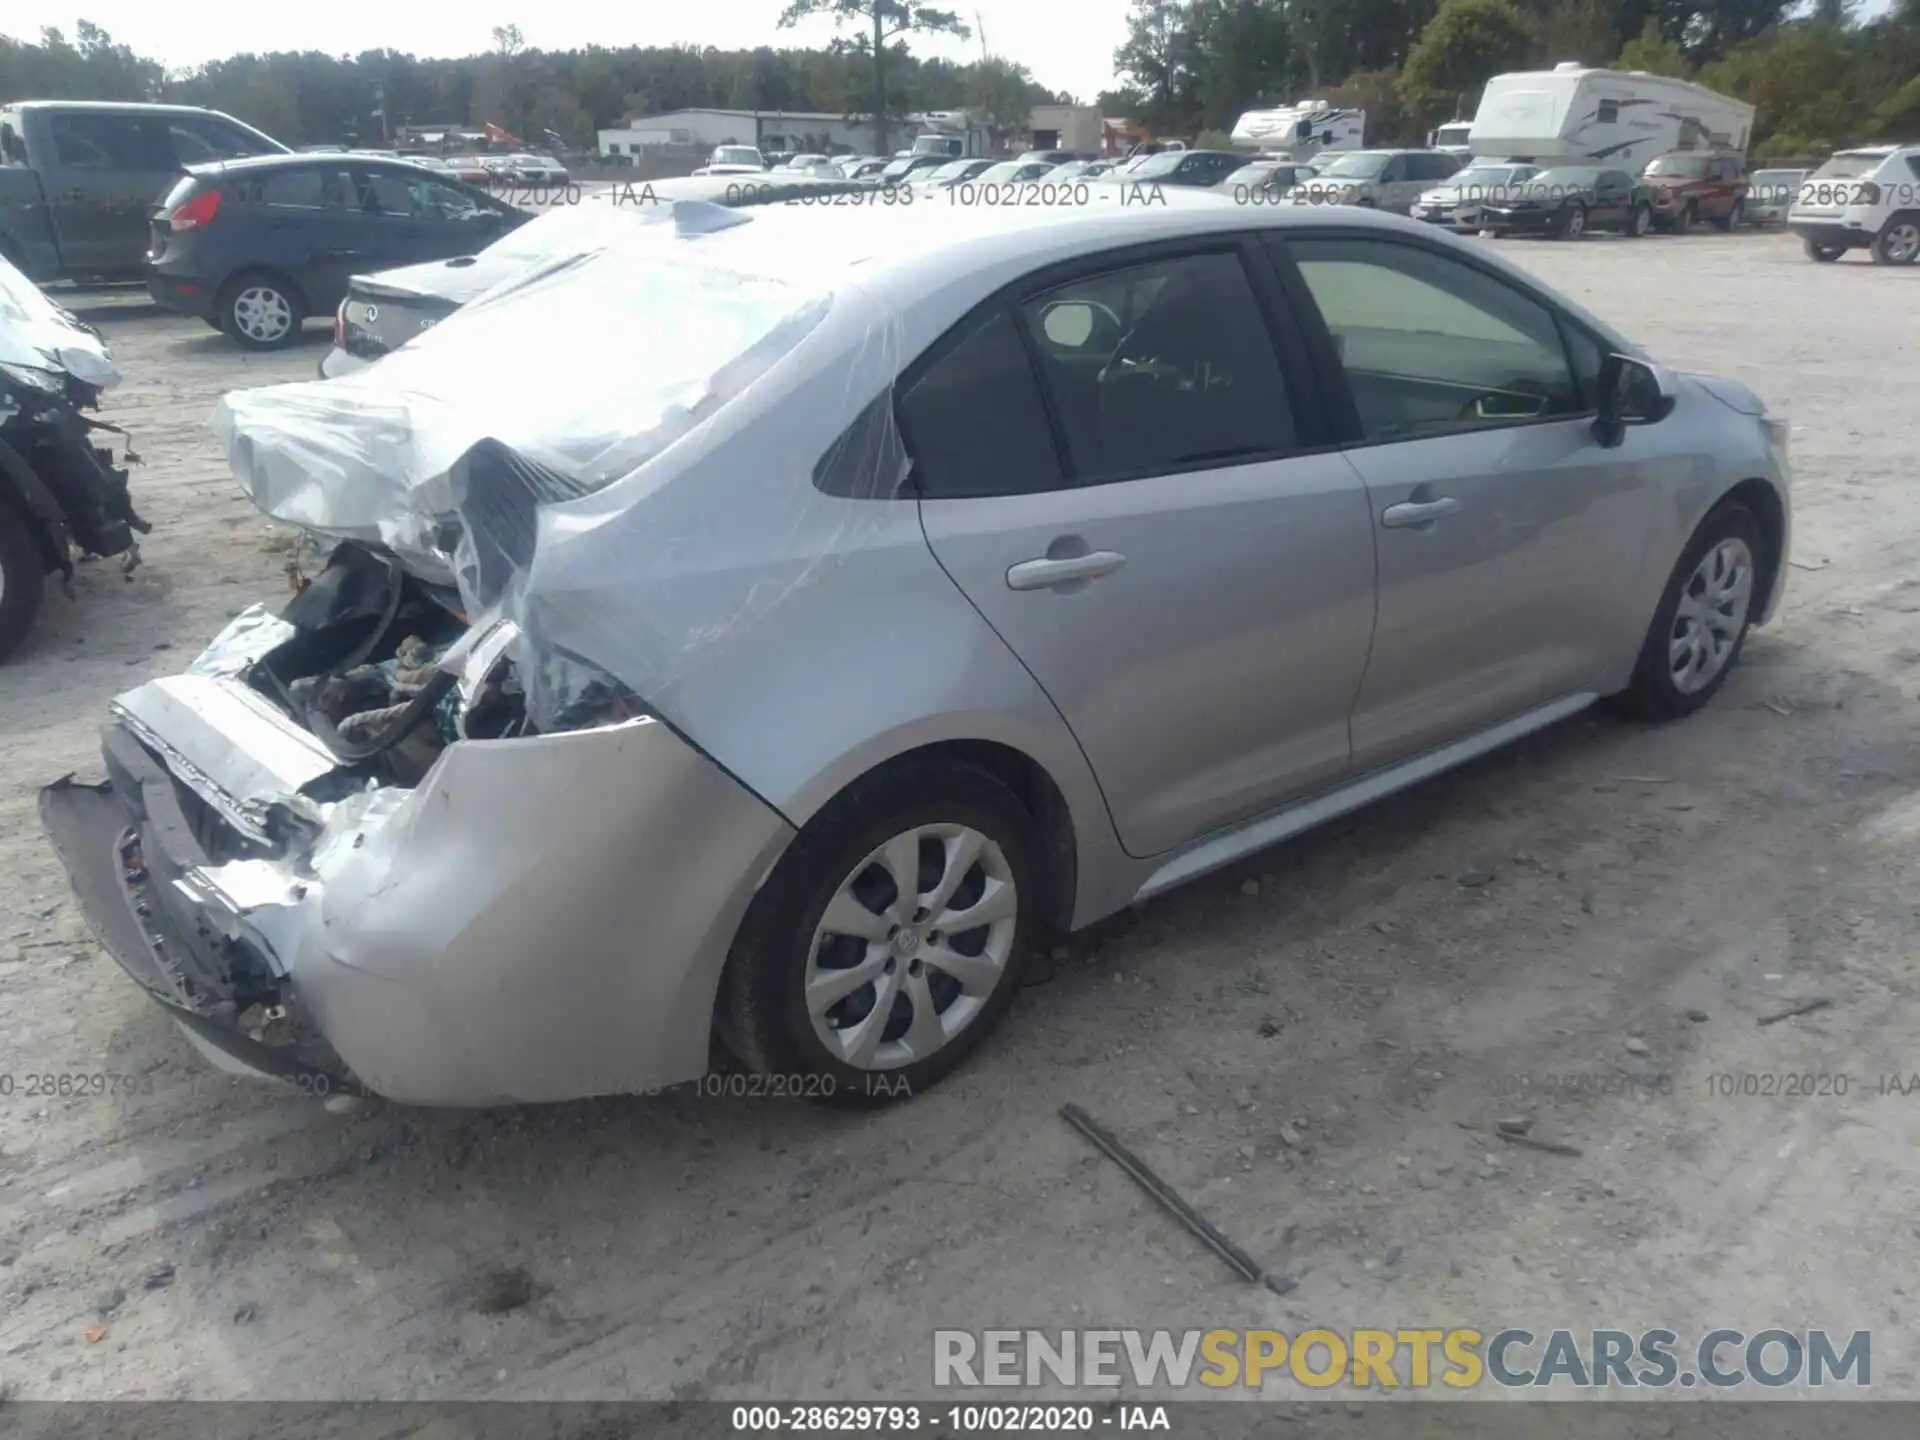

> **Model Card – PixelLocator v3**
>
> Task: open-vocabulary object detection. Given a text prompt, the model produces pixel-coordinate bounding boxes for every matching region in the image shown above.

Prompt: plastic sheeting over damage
[0,252,119,389]
[214,196,908,730]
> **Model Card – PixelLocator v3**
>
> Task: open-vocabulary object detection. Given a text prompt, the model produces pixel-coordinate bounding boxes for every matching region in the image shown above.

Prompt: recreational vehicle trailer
[1230,102,1365,160]
[1466,64,1753,167]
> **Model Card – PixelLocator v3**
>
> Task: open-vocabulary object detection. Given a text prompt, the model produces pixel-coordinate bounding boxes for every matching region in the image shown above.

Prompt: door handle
[1006,550,1126,591]
[1381,497,1459,528]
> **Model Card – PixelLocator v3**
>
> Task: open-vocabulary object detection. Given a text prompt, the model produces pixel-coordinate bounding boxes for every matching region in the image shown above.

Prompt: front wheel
[1627,203,1652,237]
[1558,203,1587,239]
[1613,503,1765,721]
[1670,201,1696,235]
[0,498,49,663]
[715,757,1045,1108]
[1804,237,1845,262]
[218,274,305,350]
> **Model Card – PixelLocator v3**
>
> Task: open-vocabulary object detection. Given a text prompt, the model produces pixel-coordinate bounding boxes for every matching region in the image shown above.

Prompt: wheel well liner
[1719,476,1785,622]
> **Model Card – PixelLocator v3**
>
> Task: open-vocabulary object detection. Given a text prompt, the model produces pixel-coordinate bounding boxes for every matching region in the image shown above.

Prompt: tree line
[0,18,1066,154]
[3,3,1917,160]
[1109,0,1920,157]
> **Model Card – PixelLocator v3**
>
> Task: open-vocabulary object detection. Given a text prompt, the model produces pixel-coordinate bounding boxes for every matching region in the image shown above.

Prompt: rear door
[1270,232,1665,770]
[41,111,178,275]
[912,240,1379,857]
[228,164,364,311]
[1376,155,1417,211]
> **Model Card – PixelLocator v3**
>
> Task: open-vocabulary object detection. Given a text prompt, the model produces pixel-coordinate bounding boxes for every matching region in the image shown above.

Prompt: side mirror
[1040,301,1098,349]
[1593,352,1677,448]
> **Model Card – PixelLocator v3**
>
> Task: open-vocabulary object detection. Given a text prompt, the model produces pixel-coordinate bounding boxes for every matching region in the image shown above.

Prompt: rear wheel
[0,499,48,663]
[218,273,305,350]
[1711,199,1740,232]
[1871,214,1920,265]
[1613,503,1765,721]
[715,758,1045,1108]
[1804,237,1845,262]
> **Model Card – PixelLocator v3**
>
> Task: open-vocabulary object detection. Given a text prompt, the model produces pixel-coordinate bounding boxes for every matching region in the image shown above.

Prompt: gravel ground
[1,229,1917,1405]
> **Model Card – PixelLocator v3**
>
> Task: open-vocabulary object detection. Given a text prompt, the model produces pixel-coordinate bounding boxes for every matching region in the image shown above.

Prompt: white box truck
[1466,63,1754,167]
[1230,102,1366,161]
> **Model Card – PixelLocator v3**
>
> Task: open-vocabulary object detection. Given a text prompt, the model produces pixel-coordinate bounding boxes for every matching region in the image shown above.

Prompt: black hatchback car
[147,154,527,349]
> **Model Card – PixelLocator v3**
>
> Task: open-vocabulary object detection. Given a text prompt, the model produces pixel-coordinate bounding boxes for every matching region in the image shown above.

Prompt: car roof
[188,152,442,178]
[1,99,245,117]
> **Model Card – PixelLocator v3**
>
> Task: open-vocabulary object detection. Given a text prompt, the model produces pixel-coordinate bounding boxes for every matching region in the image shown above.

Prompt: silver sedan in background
[43,197,1790,1109]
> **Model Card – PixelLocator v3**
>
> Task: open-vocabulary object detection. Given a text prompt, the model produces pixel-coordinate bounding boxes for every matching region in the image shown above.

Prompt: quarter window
[1597,101,1620,124]
[1283,237,1582,441]
[896,310,1064,499]
[1018,251,1297,483]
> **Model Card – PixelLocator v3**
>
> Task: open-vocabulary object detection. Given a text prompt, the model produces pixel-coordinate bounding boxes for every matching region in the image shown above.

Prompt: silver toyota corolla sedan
[42,193,1791,1108]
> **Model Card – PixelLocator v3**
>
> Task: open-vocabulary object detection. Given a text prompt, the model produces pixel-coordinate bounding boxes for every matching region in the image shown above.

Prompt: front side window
[1283,237,1582,442]
[1018,250,1296,483]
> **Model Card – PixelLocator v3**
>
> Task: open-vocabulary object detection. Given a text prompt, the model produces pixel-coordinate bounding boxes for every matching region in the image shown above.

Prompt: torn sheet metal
[110,675,343,843]
[185,603,298,679]
[212,195,908,731]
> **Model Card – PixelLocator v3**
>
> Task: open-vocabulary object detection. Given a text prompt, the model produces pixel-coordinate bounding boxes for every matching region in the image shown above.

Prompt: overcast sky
[5,1,1897,115]
[5,2,1133,107]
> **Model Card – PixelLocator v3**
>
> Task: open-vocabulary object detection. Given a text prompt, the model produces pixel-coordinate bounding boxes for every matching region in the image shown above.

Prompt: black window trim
[1262,226,1612,451]
[880,231,1345,502]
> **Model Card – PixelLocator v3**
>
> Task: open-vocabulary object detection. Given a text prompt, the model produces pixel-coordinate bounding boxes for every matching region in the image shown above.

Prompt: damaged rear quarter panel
[288,716,795,1105]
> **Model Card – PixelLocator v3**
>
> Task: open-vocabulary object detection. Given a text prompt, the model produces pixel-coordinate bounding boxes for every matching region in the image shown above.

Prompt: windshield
[1452,164,1535,188]
[882,158,916,180]
[1127,152,1187,180]
[972,161,1031,184]
[1436,124,1471,144]
[911,136,960,157]
[714,147,762,166]
[1809,153,1882,180]
[1531,168,1601,189]
[928,160,978,182]
[1644,154,1707,178]
[1319,152,1390,179]
[1223,164,1280,188]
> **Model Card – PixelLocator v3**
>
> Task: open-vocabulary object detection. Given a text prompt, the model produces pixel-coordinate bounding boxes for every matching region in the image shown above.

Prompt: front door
[1275,233,1665,770]
[910,244,1378,858]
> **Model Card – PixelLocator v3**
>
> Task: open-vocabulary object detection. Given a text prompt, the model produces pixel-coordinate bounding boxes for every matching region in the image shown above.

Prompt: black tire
[1804,237,1845,262]
[1557,203,1587,239]
[1671,201,1695,234]
[1710,200,1738,232]
[217,272,305,351]
[715,757,1046,1109]
[1627,203,1652,237]
[1870,214,1920,266]
[1613,503,1767,722]
[0,498,48,664]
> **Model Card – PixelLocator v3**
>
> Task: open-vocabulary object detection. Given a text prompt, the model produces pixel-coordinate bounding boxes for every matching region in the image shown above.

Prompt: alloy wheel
[232,286,294,344]
[805,823,1018,1070]
[1669,538,1754,694]
[1881,221,1920,264]
[1564,206,1585,238]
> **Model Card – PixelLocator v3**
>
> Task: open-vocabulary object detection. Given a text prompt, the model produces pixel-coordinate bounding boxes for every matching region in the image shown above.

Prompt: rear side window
[897,311,1063,500]
[1906,156,1920,183]
[1019,250,1297,483]
[232,167,339,209]
[1597,100,1620,124]
[48,112,169,170]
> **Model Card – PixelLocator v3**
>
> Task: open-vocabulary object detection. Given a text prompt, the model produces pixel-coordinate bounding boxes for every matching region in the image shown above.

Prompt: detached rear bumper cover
[43,678,795,1107]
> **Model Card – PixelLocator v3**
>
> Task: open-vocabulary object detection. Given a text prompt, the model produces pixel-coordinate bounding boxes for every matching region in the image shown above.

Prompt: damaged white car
[43,194,1790,1107]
